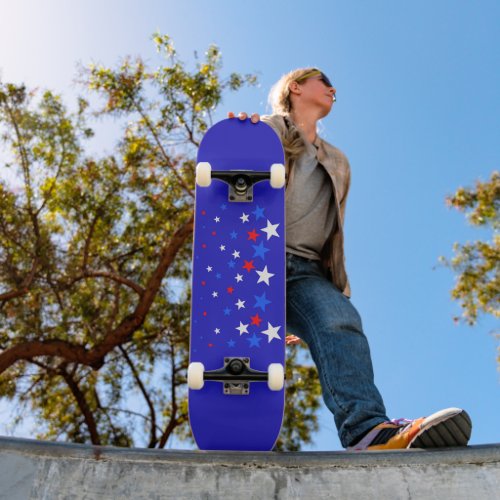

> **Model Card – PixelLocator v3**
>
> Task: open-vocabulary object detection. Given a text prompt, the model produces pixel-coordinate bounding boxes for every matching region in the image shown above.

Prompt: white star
[206,266,213,272]
[235,299,245,310]
[261,219,280,240]
[232,250,240,259]
[214,328,221,334]
[235,273,244,283]
[214,216,221,223]
[261,322,282,343]
[236,322,249,335]
[212,291,219,298]
[256,266,275,286]
[219,245,226,251]
[240,213,249,223]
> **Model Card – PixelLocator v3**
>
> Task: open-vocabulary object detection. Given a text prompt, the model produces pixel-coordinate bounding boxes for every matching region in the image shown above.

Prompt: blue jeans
[286,253,388,448]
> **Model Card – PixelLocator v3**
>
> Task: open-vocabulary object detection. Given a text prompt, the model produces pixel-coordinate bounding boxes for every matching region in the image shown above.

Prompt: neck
[289,107,321,144]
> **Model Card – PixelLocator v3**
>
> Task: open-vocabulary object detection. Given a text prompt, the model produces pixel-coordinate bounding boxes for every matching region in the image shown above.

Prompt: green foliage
[0,33,322,450]
[441,171,499,330]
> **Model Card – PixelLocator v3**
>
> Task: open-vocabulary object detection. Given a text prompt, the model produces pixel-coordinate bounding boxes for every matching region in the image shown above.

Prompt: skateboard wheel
[270,163,285,189]
[267,363,284,391]
[188,362,205,390]
[196,162,212,187]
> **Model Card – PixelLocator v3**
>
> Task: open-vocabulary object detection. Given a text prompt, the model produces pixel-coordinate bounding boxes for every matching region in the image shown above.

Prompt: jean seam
[288,290,351,416]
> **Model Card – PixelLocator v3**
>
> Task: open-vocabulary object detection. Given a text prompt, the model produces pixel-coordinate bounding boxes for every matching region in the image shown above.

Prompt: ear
[288,81,302,96]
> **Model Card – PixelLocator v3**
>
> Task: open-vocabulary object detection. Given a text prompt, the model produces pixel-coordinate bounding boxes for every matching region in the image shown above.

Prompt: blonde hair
[268,67,320,115]
[267,67,319,175]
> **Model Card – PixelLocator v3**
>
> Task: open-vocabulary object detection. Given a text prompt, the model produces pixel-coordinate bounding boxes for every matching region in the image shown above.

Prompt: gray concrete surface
[0,436,499,499]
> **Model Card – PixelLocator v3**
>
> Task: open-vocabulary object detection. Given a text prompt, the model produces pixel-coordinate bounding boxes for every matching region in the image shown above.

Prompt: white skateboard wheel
[188,362,205,390]
[267,363,284,391]
[196,162,212,187]
[270,163,285,189]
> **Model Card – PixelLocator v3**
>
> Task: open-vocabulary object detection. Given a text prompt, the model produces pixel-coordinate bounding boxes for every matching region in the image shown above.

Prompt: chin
[319,106,332,119]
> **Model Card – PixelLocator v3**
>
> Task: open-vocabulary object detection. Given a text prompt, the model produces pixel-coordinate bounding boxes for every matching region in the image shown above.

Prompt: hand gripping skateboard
[188,117,286,451]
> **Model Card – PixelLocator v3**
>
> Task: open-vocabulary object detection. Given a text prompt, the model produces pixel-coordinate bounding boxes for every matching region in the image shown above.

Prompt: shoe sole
[409,408,472,448]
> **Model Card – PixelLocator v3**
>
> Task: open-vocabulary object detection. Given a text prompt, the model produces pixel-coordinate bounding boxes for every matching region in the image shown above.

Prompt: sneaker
[348,407,472,451]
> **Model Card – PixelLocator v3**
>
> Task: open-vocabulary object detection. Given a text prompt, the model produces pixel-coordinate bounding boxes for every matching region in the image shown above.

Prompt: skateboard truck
[212,171,270,202]
[196,162,286,202]
[207,357,267,395]
[188,357,285,395]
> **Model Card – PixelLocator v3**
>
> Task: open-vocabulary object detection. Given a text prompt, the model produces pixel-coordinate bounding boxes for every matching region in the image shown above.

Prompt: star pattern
[191,187,284,353]
[261,219,280,240]
[256,266,275,286]
[236,322,249,335]
[261,322,282,343]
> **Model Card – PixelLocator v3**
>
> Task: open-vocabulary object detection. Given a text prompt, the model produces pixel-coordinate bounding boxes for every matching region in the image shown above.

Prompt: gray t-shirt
[286,141,336,260]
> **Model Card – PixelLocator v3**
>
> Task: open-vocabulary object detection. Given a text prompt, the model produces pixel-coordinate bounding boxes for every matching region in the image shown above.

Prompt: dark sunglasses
[319,73,334,88]
[296,70,334,89]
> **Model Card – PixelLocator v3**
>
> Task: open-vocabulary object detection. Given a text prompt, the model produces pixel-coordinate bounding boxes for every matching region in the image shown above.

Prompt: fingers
[227,112,260,124]
[285,335,302,345]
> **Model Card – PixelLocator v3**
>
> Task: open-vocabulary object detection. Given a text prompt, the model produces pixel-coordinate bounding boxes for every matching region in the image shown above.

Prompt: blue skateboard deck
[188,118,286,451]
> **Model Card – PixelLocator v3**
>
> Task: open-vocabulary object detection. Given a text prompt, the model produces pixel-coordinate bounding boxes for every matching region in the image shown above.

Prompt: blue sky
[0,0,498,450]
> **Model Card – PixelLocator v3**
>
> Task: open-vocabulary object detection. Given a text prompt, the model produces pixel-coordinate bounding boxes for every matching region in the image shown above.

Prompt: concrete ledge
[1,436,499,499]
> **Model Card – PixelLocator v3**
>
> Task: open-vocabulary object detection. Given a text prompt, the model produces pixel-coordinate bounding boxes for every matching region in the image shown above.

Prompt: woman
[228,67,472,450]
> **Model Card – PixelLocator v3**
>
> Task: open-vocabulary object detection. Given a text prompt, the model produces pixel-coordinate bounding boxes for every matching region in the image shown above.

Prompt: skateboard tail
[189,382,285,451]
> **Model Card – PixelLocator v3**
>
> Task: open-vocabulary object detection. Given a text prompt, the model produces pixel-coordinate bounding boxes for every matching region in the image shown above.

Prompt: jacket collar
[314,136,337,177]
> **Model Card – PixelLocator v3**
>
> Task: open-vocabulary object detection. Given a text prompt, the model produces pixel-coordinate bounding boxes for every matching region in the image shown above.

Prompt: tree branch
[129,93,194,198]
[119,345,157,447]
[83,269,145,296]
[4,102,43,250]
[35,143,67,217]
[0,216,193,374]
[158,337,179,448]
[58,365,101,445]
[0,257,39,303]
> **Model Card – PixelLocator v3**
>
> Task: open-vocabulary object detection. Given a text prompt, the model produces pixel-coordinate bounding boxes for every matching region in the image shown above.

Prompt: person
[228,67,472,450]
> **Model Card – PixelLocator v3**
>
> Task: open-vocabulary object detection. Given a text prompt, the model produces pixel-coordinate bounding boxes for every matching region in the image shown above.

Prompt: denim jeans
[286,253,388,448]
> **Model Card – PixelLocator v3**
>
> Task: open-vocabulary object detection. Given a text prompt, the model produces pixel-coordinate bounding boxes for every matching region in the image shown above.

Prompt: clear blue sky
[0,0,498,450]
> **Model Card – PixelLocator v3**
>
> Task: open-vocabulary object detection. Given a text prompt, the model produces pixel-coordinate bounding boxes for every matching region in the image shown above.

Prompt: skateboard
[188,117,286,451]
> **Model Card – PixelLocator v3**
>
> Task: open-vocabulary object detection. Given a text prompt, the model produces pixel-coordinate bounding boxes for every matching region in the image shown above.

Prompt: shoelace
[390,418,415,426]
[388,417,423,435]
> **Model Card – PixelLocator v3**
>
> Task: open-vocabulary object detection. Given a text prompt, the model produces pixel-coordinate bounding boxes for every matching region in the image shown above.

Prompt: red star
[202,243,207,249]
[212,231,217,236]
[203,311,207,317]
[227,286,234,294]
[242,260,255,272]
[247,229,260,242]
[201,281,206,286]
[250,313,262,326]
[201,210,206,215]
[208,343,214,348]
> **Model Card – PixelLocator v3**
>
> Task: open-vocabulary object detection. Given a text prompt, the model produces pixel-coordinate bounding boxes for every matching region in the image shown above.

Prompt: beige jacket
[261,114,352,298]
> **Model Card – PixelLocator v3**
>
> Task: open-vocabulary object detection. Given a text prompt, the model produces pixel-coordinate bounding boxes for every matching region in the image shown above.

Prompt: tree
[441,171,499,357]
[0,33,322,449]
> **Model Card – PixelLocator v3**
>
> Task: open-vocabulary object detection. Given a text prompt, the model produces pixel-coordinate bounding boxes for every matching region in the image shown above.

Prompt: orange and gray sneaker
[348,408,472,451]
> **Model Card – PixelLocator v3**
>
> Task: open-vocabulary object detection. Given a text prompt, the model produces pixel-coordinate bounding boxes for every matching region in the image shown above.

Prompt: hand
[285,335,302,346]
[227,111,260,123]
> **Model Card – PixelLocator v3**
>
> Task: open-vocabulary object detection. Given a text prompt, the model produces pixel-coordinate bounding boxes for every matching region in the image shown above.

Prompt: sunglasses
[296,70,334,89]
